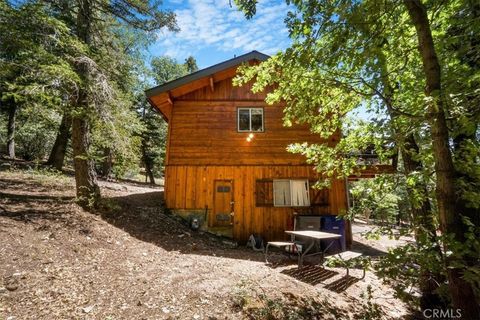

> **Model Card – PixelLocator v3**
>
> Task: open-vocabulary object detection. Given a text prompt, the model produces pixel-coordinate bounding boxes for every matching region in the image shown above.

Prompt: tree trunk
[72,0,100,208]
[404,0,480,316]
[402,135,446,310]
[141,106,155,185]
[72,116,100,207]
[145,158,155,185]
[377,48,445,309]
[46,112,71,170]
[141,141,155,185]
[100,147,112,178]
[6,102,17,159]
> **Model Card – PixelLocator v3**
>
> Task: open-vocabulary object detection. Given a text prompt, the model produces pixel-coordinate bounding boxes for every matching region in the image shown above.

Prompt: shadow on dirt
[281,265,339,286]
[100,190,393,269]
[351,241,386,257]
[0,189,73,223]
[99,191,266,262]
[324,275,361,293]
[0,191,74,203]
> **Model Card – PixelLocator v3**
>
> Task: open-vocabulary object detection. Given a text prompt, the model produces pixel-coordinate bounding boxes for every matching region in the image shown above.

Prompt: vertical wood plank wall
[165,165,349,243]
[160,72,351,245]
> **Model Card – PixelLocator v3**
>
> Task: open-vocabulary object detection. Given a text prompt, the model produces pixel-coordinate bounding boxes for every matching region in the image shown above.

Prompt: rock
[0,287,7,294]
[4,277,19,291]
[5,283,18,291]
[82,305,94,313]
[222,240,238,248]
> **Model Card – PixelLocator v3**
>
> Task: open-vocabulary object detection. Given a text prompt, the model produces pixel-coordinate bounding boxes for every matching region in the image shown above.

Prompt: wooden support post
[209,77,214,92]
[167,92,173,106]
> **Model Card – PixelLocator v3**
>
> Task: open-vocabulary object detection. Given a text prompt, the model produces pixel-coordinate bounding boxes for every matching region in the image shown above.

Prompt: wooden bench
[325,250,366,279]
[265,241,301,264]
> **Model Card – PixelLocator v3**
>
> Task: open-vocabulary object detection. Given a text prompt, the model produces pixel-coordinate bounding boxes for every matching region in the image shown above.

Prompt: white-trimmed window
[273,179,310,207]
[238,108,264,132]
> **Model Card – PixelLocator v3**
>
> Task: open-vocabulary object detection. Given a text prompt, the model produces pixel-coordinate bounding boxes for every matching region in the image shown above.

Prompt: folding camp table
[285,230,341,267]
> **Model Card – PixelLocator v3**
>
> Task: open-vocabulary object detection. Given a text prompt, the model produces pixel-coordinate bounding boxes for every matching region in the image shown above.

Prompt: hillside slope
[0,168,408,319]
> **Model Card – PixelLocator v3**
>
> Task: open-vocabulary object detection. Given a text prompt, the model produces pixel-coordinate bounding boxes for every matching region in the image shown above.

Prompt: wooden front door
[213,180,234,228]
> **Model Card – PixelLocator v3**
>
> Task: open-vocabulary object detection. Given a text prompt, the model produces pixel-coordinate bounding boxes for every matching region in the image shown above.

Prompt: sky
[148,0,292,69]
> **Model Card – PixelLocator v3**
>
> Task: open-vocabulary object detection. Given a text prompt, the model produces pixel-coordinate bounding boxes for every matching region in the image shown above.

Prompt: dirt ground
[0,167,412,319]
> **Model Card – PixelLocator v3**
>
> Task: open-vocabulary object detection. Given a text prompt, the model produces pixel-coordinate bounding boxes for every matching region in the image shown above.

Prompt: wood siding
[164,165,350,243]
[168,77,337,166]
[159,72,351,245]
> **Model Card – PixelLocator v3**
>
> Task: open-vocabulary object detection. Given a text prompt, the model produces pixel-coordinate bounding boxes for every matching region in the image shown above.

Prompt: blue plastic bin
[321,215,346,253]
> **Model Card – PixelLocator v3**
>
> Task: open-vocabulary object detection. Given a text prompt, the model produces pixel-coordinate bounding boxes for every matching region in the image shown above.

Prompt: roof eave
[147,97,169,123]
[145,50,270,98]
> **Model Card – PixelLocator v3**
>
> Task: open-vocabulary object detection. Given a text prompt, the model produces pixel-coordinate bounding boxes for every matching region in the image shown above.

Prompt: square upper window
[238,108,264,132]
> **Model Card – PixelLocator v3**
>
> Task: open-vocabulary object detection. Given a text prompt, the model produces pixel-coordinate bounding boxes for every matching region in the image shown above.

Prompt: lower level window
[273,179,310,207]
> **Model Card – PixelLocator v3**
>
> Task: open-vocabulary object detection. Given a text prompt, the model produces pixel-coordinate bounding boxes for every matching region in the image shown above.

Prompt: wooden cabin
[146,51,352,246]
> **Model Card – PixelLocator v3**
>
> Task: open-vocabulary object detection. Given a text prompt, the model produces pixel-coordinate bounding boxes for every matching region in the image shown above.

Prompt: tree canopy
[234,0,480,315]
[0,0,197,201]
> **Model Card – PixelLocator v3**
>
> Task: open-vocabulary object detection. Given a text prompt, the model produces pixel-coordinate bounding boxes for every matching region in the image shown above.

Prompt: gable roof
[145,50,269,98]
[145,50,270,121]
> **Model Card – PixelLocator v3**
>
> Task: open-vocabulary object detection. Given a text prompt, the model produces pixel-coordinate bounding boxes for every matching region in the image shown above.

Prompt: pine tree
[43,0,177,207]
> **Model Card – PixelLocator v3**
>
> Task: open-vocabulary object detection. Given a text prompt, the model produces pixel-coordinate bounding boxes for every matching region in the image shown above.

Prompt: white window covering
[273,179,310,207]
[273,180,291,206]
[291,180,310,206]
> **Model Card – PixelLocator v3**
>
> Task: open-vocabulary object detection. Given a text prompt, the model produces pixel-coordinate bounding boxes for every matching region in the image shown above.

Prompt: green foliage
[0,4,81,97]
[151,56,191,85]
[16,106,60,161]
[0,0,180,181]
[0,1,83,104]
[233,279,351,319]
[139,106,167,178]
[375,235,446,304]
[3,164,71,187]
[234,0,258,20]
[355,285,383,320]
[139,55,198,181]
[184,56,199,73]
[348,175,408,225]
[234,0,479,309]
[0,1,82,161]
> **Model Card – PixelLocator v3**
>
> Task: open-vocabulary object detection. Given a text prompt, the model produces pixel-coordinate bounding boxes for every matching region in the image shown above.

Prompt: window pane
[251,109,263,131]
[273,180,291,206]
[238,109,250,131]
[217,186,231,193]
[291,180,310,206]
